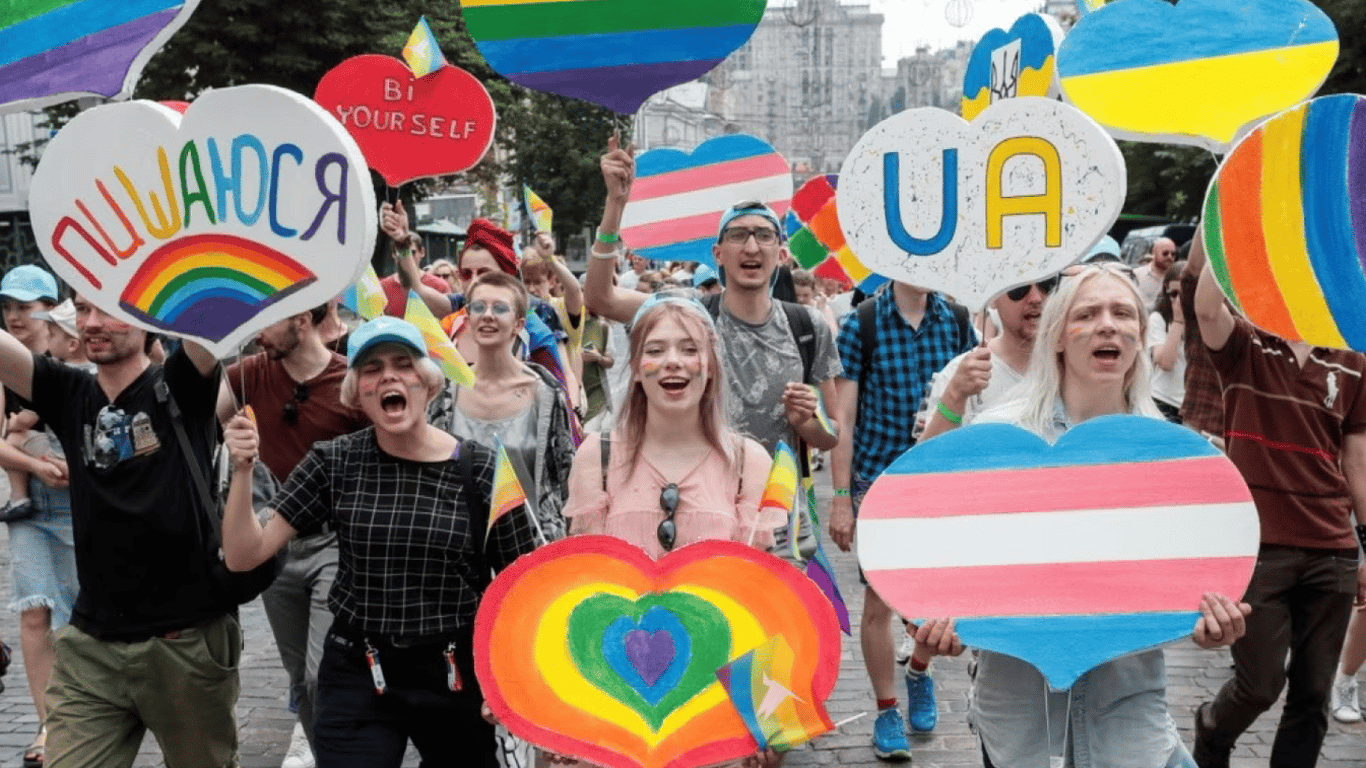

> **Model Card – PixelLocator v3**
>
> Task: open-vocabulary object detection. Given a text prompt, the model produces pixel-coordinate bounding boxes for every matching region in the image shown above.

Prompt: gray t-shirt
[714,302,842,455]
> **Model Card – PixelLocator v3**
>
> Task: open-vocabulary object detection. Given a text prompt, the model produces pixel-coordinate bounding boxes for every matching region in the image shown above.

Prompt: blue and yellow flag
[339,263,386,320]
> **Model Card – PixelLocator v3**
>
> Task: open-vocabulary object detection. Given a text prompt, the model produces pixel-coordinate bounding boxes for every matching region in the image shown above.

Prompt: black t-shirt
[31,350,226,639]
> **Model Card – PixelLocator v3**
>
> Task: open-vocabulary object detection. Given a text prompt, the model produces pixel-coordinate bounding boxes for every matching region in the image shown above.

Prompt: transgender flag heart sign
[858,415,1259,689]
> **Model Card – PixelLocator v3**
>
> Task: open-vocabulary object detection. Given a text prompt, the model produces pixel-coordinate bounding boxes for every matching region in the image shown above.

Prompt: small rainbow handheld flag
[762,441,799,515]
[523,185,553,233]
[339,263,386,320]
[716,635,834,752]
[811,385,835,441]
[404,291,474,386]
[402,16,447,77]
[806,542,851,635]
[488,439,527,542]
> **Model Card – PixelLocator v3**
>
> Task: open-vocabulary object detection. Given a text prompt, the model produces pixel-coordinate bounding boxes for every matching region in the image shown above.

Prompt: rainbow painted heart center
[567,593,730,730]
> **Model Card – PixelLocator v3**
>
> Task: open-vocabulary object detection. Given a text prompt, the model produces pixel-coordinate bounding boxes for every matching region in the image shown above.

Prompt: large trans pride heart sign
[0,0,202,113]
[475,536,841,768]
[461,0,767,114]
[28,85,376,357]
[838,98,1124,312]
[859,416,1260,689]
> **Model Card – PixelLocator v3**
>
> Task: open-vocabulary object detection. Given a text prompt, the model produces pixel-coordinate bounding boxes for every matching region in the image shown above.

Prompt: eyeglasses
[468,299,514,317]
[720,226,780,246]
[458,267,496,282]
[656,483,680,552]
[281,383,309,425]
[1005,277,1059,302]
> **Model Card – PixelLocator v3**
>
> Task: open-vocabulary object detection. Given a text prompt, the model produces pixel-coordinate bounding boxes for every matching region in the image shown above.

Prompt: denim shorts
[8,477,78,626]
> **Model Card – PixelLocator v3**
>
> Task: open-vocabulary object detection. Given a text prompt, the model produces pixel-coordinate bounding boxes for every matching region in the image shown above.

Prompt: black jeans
[1206,544,1357,767]
[313,626,497,768]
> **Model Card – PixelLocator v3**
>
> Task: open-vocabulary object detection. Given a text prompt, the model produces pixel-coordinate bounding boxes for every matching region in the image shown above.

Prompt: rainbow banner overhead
[523,184,553,233]
[1203,94,1366,351]
[119,233,315,342]
[402,15,447,77]
[716,634,833,752]
[461,0,766,114]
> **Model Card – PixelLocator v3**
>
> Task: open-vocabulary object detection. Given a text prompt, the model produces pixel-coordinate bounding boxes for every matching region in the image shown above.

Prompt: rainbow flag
[811,385,835,440]
[488,439,527,541]
[806,541,851,635]
[523,184,553,233]
[402,16,447,77]
[762,441,799,516]
[339,263,386,320]
[716,635,833,752]
[404,291,474,386]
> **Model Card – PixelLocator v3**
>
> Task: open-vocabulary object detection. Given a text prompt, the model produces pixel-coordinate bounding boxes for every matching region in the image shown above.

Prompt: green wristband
[936,401,963,425]
[596,230,621,244]
[833,488,851,497]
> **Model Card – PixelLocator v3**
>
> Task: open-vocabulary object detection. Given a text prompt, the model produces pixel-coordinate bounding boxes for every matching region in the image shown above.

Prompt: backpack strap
[949,299,972,348]
[599,431,611,493]
[154,376,215,548]
[779,300,816,387]
[857,296,879,389]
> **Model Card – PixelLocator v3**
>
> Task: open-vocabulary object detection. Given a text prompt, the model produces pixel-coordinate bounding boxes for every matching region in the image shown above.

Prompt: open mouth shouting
[378,387,409,417]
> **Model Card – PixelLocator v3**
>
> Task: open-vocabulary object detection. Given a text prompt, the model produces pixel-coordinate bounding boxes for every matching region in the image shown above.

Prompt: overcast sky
[866,0,1059,66]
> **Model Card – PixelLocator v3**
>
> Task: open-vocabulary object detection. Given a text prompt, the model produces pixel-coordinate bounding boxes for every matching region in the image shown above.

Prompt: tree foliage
[126,1,623,240]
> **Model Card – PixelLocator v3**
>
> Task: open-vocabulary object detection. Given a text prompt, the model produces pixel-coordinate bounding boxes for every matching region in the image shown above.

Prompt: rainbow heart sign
[961,13,1064,122]
[859,415,1260,689]
[620,135,791,269]
[461,0,767,114]
[475,535,841,768]
[1057,0,1339,152]
[787,175,886,293]
[314,55,496,187]
[28,85,376,357]
[1202,94,1366,351]
[0,0,202,114]
[837,98,1124,312]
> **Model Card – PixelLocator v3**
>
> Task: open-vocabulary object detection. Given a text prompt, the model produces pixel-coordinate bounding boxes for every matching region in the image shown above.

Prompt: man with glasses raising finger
[219,304,368,768]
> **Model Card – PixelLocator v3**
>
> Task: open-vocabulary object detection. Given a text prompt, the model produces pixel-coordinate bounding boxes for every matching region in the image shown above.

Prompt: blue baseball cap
[692,264,718,287]
[346,316,426,368]
[0,265,58,303]
[715,200,785,243]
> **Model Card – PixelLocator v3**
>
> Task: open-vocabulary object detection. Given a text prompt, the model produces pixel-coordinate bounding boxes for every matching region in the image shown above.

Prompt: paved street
[0,472,1359,767]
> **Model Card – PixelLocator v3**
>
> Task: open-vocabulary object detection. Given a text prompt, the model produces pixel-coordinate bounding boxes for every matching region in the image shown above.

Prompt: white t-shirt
[914,348,1025,440]
[1134,266,1164,314]
[1146,312,1187,408]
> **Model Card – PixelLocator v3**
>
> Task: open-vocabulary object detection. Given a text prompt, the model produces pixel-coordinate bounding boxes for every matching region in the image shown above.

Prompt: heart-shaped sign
[28,85,376,357]
[858,415,1260,689]
[1202,94,1366,351]
[787,175,886,293]
[837,97,1124,312]
[314,55,496,187]
[1057,0,1339,152]
[620,135,792,270]
[475,536,841,768]
[0,0,202,113]
[961,13,1064,121]
[461,0,767,114]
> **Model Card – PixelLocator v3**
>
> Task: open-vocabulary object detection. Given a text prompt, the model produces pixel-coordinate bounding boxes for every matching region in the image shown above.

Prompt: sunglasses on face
[458,267,496,282]
[467,300,514,317]
[656,483,680,552]
[1005,277,1059,302]
[720,226,780,246]
[281,382,309,425]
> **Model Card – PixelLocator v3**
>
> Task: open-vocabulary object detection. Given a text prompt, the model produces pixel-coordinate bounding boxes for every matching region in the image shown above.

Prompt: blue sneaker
[906,668,938,732]
[872,706,911,761]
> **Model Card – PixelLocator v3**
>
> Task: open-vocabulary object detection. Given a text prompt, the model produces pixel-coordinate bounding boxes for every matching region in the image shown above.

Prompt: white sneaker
[1332,673,1362,723]
[282,722,316,768]
[895,630,915,665]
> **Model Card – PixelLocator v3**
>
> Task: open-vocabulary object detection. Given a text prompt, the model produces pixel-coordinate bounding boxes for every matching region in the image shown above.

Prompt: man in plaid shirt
[828,282,976,761]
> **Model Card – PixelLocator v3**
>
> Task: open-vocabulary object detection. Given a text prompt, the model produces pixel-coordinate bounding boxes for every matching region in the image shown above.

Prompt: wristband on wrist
[833,488,851,497]
[596,230,620,244]
[937,401,963,425]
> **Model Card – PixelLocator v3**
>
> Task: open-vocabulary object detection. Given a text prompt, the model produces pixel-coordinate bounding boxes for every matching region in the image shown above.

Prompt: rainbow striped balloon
[461,0,765,114]
[1203,94,1366,351]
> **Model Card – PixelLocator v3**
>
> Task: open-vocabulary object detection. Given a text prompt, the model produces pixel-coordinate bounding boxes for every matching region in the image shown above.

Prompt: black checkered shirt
[271,428,538,638]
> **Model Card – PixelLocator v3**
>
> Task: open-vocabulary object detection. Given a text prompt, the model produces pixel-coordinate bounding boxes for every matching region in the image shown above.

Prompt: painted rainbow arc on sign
[859,416,1259,689]
[1203,94,1366,351]
[461,0,765,114]
[119,233,316,342]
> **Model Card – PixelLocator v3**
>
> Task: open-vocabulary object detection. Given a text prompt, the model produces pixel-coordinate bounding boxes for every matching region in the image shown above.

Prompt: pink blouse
[564,437,783,559]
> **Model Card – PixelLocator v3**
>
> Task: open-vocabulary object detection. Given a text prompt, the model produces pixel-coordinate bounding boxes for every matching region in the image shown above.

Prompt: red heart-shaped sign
[315,55,496,186]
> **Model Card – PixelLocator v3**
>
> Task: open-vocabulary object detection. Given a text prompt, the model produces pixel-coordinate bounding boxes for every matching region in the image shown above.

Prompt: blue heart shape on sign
[603,605,690,706]
[858,415,1260,688]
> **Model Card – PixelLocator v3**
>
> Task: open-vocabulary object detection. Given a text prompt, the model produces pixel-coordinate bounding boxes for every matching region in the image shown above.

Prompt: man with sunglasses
[828,278,978,760]
[220,305,367,768]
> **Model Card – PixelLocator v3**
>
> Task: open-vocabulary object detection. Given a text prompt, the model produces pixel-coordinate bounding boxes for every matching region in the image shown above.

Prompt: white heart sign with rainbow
[28,84,376,357]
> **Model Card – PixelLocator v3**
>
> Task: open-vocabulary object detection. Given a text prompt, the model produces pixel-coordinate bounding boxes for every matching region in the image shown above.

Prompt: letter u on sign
[884,150,958,256]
